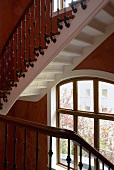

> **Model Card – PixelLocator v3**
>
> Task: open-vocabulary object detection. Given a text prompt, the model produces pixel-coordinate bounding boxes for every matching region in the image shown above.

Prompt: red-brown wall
[0,0,72,53]
[1,1,113,169]
[74,33,114,73]
[0,95,48,170]
[0,0,30,52]
[0,2,48,167]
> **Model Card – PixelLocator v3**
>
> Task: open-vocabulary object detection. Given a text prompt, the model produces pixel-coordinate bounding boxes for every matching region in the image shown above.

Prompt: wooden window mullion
[94,79,99,150]
[94,79,100,170]
[57,77,114,169]
[74,80,78,169]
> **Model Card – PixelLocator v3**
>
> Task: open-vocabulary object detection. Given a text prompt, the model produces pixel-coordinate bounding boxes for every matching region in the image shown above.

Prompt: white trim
[48,69,114,170]
[0,0,110,114]
[19,16,114,103]
[62,69,114,82]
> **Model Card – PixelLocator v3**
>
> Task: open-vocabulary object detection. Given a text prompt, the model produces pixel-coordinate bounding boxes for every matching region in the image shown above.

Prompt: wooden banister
[0,0,76,110]
[0,114,113,169]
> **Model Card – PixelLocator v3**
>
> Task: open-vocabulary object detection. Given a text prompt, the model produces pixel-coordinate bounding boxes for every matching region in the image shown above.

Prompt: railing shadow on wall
[0,114,113,170]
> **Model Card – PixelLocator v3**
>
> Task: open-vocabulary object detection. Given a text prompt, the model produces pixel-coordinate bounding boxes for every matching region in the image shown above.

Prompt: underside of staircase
[0,0,114,114]
[20,0,114,102]
[0,1,114,170]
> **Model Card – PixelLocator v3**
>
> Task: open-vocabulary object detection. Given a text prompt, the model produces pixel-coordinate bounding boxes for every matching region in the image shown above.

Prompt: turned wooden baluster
[71,0,77,13]
[17,22,25,78]
[78,145,83,170]
[23,129,27,170]
[24,15,28,67]
[4,123,8,170]
[57,0,63,30]
[16,28,19,78]
[50,0,57,43]
[44,0,50,44]
[12,126,17,170]
[35,132,39,170]
[10,34,17,87]
[48,136,53,170]
[66,139,71,170]
[28,7,34,67]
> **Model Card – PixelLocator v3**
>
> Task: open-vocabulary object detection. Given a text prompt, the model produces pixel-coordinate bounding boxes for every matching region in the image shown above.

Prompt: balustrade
[0,114,112,169]
[0,0,86,108]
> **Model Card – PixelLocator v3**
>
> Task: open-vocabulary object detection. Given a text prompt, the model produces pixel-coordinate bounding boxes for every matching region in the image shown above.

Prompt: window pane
[60,113,73,130]
[60,139,74,168]
[59,114,74,168]
[53,0,61,11]
[54,0,78,11]
[77,81,94,112]
[60,82,73,109]
[78,149,94,170]
[63,0,72,7]
[63,0,78,8]
[78,117,94,169]
[78,117,94,147]
[99,81,114,114]
[100,120,114,163]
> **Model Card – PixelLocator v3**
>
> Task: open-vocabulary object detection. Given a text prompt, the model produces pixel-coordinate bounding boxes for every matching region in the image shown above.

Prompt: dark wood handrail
[0,0,34,56]
[0,114,113,169]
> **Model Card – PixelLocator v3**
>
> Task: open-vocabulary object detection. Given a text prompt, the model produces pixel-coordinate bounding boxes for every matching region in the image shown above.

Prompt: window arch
[56,77,114,169]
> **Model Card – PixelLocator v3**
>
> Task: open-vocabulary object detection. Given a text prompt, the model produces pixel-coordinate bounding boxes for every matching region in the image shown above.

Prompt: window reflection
[78,117,94,147]
[53,0,78,11]
[60,82,73,109]
[57,78,114,168]
[100,120,114,163]
[99,81,114,114]
[53,0,61,12]
[77,81,94,112]
[59,113,74,168]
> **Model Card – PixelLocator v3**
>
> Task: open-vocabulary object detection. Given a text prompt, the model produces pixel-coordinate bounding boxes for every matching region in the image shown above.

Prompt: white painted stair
[0,0,113,114]
[19,0,114,102]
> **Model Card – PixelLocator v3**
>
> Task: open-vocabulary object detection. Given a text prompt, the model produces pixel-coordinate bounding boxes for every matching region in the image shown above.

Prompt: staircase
[0,1,114,169]
[19,0,114,102]
[0,0,113,114]
[0,114,113,170]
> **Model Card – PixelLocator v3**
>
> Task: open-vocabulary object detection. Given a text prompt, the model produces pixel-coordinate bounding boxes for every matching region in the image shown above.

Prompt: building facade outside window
[53,0,78,11]
[56,77,114,169]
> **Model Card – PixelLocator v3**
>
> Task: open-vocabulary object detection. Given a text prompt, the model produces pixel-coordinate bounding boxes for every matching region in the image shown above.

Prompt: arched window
[56,77,114,169]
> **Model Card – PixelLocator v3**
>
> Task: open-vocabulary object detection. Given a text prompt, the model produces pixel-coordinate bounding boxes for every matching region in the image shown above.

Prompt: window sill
[52,164,78,170]
[51,165,67,170]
